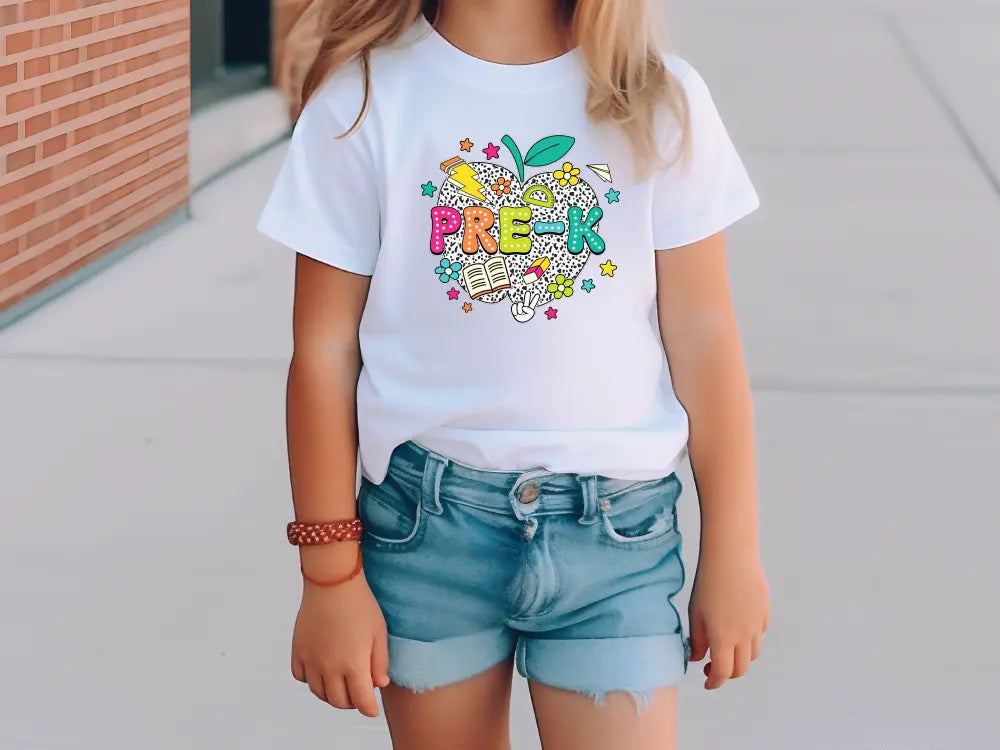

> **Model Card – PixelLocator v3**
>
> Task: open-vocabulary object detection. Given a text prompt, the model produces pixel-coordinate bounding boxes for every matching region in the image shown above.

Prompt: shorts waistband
[377,441,676,525]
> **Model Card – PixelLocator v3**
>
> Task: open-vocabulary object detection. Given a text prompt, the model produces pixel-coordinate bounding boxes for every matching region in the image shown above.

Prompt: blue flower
[434,258,462,283]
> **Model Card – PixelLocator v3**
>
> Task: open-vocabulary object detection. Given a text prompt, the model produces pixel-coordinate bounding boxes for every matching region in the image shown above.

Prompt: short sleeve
[257,89,381,276]
[652,62,759,250]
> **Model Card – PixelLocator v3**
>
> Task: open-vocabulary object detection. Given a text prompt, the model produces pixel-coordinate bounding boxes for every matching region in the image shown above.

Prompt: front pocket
[357,476,426,551]
[598,475,682,550]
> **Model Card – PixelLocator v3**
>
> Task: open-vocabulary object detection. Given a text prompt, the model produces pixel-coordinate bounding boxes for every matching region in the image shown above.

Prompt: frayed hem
[385,651,515,695]
[395,683,434,694]
[589,689,656,713]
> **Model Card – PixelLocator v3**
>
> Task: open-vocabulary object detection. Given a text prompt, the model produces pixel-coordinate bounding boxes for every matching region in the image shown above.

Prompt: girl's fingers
[291,658,307,683]
[347,670,380,717]
[688,618,709,662]
[306,669,327,703]
[732,641,751,679]
[371,630,391,688]
[705,642,733,689]
[325,674,353,710]
[751,633,762,661]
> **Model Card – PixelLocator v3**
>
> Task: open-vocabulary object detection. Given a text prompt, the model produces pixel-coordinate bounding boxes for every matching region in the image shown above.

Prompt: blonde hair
[279,0,689,175]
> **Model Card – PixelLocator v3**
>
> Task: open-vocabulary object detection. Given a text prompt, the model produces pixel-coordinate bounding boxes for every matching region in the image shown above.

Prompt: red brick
[0,239,18,265]
[53,0,78,12]
[124,50,157,74]
[74,120,98,143]
[41,79,73,102]
[56,49,79,69]
[1,204,36,233]
[26,216,61,247]
[26,168,54,192]
[71,18,93,38]
[43,133,69,158]
[76,92,105,115]
[8,146,37,172]
[56,101,80,124]
[0,63,16,86]
[6,30,35,54]
[24,0,51,21]
[147,134,186,159]
[138,0,178,20]
[56,206,87,232]
[39,25,65,46]
[0,6,20,26]
[23,56,52,77]
[98,13,115,31]
[6,89,36,114]
[85,39,111,59]
[0,168,49,205]
[140,89,186,116]
[24,112,52,137]
[72,71,94,92]
[105,83,138,106]
[0,123,18,146]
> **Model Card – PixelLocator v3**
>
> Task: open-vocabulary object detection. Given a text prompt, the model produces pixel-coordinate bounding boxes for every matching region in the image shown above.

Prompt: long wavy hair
[278,0,690,173]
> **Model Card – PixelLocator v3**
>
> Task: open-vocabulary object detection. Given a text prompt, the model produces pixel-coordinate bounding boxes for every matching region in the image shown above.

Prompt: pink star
[483,142,500,160]
[447,287,460,300]
[545,307,558,320]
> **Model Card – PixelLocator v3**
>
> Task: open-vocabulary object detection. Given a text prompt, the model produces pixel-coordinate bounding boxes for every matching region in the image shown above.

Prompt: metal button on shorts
[519,484,539,503]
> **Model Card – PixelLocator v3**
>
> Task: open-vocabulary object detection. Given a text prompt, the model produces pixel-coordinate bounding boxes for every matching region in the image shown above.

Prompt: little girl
[259,1,769,748]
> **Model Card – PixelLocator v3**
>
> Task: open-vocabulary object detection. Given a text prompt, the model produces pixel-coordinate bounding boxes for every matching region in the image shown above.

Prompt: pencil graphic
[440,156,488,201]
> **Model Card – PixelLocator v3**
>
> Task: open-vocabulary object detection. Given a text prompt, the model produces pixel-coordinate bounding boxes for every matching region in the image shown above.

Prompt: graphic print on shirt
[425,134,617,324]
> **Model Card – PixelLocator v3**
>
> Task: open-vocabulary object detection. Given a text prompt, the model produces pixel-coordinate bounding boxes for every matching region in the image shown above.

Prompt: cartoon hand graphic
[511,291,541,323]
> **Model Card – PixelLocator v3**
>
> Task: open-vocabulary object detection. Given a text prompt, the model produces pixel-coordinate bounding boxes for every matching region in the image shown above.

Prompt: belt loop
[577,475,599,525]
[421,451,448,515]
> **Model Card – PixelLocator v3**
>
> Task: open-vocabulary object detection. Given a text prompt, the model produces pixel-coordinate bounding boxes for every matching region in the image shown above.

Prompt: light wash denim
[359,441,689,710]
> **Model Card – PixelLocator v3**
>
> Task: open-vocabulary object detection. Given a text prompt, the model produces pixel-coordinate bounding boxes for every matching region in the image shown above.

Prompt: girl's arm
[286,253,390,717]
[288,253,368,575]
[655,231,770,690]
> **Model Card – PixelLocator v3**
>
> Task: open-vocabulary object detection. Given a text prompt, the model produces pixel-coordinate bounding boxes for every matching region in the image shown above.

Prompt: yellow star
[600,260,617,277]
[462,302,473,313]
[459,138,473,152]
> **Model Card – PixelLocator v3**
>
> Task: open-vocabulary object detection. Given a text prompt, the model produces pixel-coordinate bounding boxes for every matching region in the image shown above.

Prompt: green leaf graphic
[501,134,524,182]
[523,135,576,167]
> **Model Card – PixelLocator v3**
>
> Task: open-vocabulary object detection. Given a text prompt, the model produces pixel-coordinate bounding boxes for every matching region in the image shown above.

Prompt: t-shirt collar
[406,14,582,92]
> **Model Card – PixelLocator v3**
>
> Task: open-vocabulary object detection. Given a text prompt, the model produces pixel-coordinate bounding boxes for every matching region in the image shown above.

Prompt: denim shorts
[359,441,689,709]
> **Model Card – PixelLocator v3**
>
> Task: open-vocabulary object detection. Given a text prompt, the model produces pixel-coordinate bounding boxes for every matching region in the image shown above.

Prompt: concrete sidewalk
[2,2,998,748]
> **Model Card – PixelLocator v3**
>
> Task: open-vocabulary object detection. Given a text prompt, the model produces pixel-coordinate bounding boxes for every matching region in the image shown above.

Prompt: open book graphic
[462,256,512,299]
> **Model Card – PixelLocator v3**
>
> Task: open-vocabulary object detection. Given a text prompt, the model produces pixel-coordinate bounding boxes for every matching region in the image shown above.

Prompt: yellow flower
[553,161,581,187]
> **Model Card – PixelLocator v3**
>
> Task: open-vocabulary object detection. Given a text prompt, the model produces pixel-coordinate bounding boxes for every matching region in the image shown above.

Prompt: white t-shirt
[258,17,759,484]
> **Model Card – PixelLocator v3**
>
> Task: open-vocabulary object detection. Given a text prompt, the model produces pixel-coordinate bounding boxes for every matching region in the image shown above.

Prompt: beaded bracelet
[287,519,363,546]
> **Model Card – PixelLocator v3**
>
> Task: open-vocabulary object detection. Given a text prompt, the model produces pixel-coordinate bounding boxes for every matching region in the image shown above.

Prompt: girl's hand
[688,549,770,690]
[291,555,390,717]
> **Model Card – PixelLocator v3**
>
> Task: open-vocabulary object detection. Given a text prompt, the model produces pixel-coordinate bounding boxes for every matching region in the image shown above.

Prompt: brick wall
[0,0,190,314]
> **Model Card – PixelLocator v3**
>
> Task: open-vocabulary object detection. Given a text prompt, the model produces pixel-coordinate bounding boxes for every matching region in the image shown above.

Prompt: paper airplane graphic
[586,163,612,183]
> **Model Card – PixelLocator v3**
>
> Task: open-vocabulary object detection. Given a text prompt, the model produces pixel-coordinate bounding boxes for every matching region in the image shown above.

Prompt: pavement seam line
[192,132,293,195]
[882,12,1000,200]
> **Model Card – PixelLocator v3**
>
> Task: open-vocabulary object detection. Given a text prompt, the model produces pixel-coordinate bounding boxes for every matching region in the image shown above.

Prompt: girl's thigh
[528,681,677,750]
[380,658,515,750]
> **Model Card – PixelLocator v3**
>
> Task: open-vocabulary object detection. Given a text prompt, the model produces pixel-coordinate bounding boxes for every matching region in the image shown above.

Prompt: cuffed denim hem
[515,633,687,712]
[387,627,517,692]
